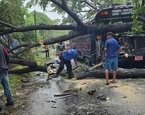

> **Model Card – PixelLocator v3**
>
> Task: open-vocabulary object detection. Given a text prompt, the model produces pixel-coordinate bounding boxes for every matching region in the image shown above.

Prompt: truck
[72,2,145,68]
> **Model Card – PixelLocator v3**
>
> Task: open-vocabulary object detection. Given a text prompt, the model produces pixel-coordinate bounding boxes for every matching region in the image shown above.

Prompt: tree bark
[0,24,76,35]
[9,66,47,74]
[75,68,145,79]
[10,58,37,67]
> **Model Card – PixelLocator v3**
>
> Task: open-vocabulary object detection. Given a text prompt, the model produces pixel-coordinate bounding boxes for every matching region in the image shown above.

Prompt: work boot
[68,72,74,79]
[6,100,14,106]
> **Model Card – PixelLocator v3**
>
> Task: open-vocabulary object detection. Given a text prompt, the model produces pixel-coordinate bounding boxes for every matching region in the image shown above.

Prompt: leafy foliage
[27,0,126,24]
[0,0,27,28]
[132,0,145,33]
[23,11,53,42]
[0,0,27,47]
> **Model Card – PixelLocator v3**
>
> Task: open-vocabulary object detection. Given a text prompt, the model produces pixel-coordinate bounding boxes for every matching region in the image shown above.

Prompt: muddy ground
[1,71,145,115]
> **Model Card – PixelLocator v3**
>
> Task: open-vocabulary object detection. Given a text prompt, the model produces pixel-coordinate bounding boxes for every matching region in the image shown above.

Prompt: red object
[100,11,108,16]
[2,47,9,64]
[135,56,143,61]
[3,48,9,55]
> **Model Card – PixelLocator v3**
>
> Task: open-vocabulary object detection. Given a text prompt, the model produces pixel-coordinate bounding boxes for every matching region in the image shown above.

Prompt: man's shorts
[104,57,118,71]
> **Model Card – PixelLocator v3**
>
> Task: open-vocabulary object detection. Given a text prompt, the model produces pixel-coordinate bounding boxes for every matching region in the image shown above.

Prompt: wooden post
[34,10,38,55]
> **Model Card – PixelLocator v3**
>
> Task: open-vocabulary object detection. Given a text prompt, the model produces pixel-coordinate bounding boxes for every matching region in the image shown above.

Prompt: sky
[24,0,62,20]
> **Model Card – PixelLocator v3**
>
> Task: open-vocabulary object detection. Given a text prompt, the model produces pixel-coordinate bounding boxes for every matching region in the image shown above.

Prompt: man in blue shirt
[56,48,78,79]
[104,32,120,85]
[10,39,19,52]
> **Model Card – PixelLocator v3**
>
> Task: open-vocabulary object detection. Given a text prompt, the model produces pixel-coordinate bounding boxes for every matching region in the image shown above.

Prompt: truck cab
[72,3,145,68]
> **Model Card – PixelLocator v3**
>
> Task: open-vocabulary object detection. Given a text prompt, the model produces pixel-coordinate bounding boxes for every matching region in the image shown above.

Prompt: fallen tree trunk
[9,66,47,74]
[10,58,37,67]
[75,68,145,79]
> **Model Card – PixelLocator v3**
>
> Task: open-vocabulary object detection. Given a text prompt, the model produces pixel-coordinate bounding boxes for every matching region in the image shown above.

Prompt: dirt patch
[65,78,102,89]
[107,79,145,104]
[62,78,145,115]
[113,81,141,103]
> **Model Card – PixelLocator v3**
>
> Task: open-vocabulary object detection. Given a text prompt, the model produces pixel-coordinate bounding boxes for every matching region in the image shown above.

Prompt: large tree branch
[94,22,133,34]
[0,24,76,35]
[43,31,83,45]
[0,37,9,47]
[0,18,134,38]
[61,0,67,7]
[8,31,83,57]
[50,0,85,27]
[0,20,17,29]
[76,68,145,79]
[81,0,97,10]
[9,66,47,74]
[35,23,133,46]
[10,58,37,67]
[8,44,33,58]
[14,47,30,57]
[8,44,31,53]
[6,23,133,52]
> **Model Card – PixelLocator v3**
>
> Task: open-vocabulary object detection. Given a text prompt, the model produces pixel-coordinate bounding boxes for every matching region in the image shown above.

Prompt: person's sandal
[105,82,110,85]
[110,81,117,83]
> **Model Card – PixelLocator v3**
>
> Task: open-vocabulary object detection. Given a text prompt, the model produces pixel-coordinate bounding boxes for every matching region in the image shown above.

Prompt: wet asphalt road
[13,72,145,115]
[63,78,145,115]
[14,73,70,115]
[103,79,145,115]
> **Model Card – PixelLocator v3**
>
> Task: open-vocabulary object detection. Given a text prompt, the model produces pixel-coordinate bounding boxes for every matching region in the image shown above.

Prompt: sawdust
[66,78,145,107]
[109,80,145,107]
[65,78,102,89]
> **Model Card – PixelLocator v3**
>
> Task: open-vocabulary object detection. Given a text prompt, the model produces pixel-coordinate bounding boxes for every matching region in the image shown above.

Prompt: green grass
[35,48,56,65]
[9,74,21,89]
[49,49,56,56]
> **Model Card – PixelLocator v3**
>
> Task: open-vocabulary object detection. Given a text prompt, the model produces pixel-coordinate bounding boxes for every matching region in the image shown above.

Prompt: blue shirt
[62,49,77,61]
[11,39,19,49]
[105,38,120,59]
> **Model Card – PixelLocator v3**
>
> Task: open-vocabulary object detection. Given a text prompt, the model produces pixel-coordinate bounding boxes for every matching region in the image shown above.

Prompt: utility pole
[34,10,38,55]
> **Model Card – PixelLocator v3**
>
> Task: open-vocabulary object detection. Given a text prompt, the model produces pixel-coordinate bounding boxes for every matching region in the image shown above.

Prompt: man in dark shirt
[0,44,14,111]
[56,42,65,55]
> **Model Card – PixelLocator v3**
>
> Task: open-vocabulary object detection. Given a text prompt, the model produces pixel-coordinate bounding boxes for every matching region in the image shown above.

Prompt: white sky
[24,0,62,20]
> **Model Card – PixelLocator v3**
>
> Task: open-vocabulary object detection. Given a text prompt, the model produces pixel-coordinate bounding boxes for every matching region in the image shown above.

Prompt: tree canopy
[27,0,126,24]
